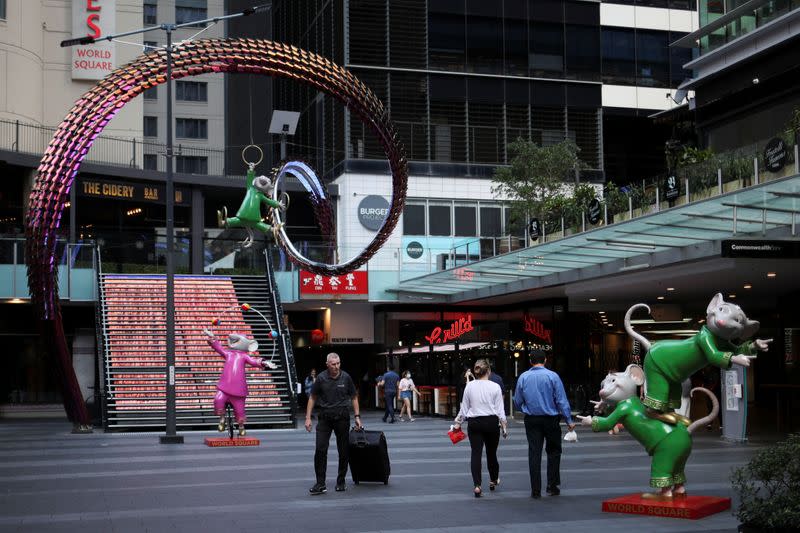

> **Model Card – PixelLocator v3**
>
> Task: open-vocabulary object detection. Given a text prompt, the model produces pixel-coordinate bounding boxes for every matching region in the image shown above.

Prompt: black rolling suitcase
[348,427,391,484]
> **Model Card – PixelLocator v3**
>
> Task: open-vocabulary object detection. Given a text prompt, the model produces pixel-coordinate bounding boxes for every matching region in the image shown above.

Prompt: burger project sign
[357,195,390,231]
[71,0,116,80]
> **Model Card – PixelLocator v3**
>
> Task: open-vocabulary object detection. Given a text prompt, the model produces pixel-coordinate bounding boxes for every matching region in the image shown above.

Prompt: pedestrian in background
[302,368,317,409]
[514,349,575,499]
[377,366,400,423]
[398,370,420,422]
[453,359,507,498]
[305,353,361,495]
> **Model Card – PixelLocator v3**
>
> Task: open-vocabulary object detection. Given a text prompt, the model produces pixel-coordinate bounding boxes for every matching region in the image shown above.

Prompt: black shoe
[531,491,541,499]
[309,483,327,495]
[546,486,560,496]
[389,419,396,423]
[335,482,347,492]
[382,416,387,423]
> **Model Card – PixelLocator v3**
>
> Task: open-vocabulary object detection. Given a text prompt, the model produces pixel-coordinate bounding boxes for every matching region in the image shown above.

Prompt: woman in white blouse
[453,359,508,497]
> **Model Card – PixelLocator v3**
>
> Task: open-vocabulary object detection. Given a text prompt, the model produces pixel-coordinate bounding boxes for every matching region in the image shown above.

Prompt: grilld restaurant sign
[425,314,474,344]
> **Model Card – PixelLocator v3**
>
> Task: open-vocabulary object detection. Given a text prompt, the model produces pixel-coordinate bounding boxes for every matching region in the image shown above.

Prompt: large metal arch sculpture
[25,38,408,426]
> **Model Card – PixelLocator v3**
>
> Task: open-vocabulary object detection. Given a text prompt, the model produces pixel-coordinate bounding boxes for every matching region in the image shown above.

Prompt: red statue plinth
[204,437,260,447]
[602,494,731,520]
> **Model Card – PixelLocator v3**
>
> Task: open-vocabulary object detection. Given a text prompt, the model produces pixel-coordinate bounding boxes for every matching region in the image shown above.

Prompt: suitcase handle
[351,426,369,448]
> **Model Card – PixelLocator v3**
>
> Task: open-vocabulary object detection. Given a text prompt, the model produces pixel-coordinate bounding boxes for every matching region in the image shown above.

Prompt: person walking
[305,353,362,495]
[514,349,575,499]
[377,366,400,423]
[452,359,508,498]
[398,371,420,422]
[302,368,317,409]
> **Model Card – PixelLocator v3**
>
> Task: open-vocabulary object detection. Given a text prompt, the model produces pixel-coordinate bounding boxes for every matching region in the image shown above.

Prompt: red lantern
[311,329,324,345]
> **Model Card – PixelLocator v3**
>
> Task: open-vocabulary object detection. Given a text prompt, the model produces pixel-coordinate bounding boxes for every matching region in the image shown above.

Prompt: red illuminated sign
[524,314,552,344]
[425,314,474,344]
[299,270,368,296]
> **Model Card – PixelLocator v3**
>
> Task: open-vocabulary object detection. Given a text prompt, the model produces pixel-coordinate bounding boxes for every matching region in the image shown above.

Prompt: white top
[399,377,415,392]
[455,379,506,424]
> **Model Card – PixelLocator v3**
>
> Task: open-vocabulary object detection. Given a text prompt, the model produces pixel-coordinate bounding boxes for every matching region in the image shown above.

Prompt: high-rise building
[272,0,697,184]
[672,0,800,152]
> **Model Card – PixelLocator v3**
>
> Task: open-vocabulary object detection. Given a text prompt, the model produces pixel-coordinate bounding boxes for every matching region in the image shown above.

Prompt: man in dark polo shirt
[305,352,361,495]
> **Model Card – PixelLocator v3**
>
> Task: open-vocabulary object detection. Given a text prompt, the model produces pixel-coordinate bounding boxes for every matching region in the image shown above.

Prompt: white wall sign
[72,0,117,80]
[724,370,739,411]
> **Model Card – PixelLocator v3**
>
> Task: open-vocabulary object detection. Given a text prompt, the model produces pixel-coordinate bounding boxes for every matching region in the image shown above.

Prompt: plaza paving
[0,412,763,532]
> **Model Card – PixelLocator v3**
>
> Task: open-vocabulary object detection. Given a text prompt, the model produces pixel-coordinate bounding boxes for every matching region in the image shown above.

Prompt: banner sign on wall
[721,240,800,259]
[72,0,117,80]
[299,270,369,297]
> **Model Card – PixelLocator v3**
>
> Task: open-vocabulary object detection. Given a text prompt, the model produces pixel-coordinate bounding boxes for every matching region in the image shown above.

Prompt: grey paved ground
[0,413,758,532]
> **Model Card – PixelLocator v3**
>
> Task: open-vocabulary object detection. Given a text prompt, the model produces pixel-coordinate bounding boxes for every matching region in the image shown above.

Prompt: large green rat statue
[625,293,771,426]
[577,364,719,499]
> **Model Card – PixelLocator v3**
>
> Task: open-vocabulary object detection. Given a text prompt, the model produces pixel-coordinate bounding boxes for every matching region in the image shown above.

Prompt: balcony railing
[0,238,98,301]
[0,118,231,177]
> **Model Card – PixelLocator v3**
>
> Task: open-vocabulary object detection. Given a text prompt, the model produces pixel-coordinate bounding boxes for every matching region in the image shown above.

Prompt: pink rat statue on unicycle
[202,303,279,437]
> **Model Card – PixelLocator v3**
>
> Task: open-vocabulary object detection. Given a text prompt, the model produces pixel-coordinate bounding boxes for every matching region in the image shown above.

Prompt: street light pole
[60,4,271,445]
[161,25,181,444]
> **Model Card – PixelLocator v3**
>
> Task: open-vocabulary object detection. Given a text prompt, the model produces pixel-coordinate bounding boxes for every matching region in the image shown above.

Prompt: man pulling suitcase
[305,352,362,495]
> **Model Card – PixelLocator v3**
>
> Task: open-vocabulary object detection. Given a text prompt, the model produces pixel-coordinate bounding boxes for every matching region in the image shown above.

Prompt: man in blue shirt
[514,349,575,499]
[377,367,400,423]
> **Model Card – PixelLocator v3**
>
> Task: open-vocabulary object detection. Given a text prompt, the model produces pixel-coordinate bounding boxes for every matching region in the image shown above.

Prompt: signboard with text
[77,178,189,205]
[721,239,800,259]
[299,270,369,298]
[72,0,116,80]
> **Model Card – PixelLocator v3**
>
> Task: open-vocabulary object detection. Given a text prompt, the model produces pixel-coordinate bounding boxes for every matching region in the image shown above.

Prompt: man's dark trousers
[314,411,350,485]
[383,392,396,422]
[524,414,562,493]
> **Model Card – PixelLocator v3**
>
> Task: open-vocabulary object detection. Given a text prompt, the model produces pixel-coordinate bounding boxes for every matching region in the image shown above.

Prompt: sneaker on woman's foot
[309,483,327,495]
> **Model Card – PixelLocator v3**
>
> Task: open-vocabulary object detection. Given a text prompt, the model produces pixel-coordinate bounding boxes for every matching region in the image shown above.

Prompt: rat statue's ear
[707,293,724,314]
[625,364,645,386]
[248,340,259,352]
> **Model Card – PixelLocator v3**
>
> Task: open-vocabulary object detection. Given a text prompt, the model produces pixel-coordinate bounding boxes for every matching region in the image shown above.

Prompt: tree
[492,138,585,232]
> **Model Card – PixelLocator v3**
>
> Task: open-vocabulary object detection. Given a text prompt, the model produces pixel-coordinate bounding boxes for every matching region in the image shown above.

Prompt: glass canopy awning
[394,174,800,301]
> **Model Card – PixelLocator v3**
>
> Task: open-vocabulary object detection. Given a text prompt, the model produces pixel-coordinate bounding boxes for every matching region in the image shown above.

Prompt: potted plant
[731,433,800,532]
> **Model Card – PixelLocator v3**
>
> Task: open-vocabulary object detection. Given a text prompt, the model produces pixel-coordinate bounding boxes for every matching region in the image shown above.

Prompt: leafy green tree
[492,138,585,232]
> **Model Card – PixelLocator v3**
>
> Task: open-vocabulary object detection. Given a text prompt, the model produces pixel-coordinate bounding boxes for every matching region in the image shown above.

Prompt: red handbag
[448,426,466,445]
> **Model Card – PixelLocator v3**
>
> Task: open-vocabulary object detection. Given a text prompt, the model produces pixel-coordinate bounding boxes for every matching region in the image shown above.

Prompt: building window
[176,156,208,174]
[176,118,207,139]
[143,86,157,100]
[636,30,670,88]
[530,22,564,77]
[143,116,158,137]
[176,81,207,102]
[143,1,157,25]
[480,206,502,237]
[143,40,158,53]
[465,3,503,74]
[428,203,452,236]
[403,203,426,235]
[428,2,466,71]
[143,154,158,171]
[602,28,636,85]
[0,0,6,20]
[454,204,477,236]
[175,0,207,26]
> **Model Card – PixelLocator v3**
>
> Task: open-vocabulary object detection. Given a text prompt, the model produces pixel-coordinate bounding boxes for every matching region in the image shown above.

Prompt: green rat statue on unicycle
[218,145,287,248]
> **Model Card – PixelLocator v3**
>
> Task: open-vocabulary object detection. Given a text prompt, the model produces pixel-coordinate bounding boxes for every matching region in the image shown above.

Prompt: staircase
[97,264,296,431]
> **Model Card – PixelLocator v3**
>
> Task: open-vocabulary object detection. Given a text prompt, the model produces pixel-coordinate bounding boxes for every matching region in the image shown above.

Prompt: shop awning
[394,174,800,302]
[377,342,489,355]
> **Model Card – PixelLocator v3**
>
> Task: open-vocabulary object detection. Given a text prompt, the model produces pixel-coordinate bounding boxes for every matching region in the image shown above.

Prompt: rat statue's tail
[624,303,652,353]
[687,387,720,433]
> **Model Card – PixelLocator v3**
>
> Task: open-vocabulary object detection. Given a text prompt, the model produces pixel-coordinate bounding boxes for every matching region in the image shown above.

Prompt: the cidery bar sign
[71,0,116,80]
